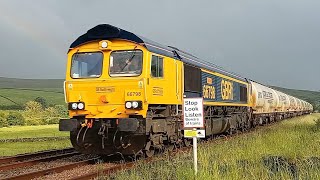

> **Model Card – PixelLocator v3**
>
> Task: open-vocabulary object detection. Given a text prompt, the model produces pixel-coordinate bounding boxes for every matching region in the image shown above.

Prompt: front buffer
[59,118,147,155]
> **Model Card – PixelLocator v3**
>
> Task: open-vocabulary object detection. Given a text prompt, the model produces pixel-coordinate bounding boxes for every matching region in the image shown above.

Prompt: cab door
[147,54,181,105]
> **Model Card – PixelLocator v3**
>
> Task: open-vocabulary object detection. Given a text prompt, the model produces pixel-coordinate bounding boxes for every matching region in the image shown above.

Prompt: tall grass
[110,114,320,180]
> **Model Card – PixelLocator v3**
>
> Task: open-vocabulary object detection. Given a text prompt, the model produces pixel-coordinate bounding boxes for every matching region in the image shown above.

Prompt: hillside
[0,77,63,89]
[0,77,64,109]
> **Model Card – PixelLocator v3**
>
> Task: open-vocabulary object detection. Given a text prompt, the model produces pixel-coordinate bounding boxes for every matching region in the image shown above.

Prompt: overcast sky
[0,0,319,90]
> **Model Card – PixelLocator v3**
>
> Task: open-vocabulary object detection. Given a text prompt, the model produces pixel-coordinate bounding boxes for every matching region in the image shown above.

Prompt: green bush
[47,117,60,124]
[24,101,43,119]
[24,118,46,126]
[7,111,25,126]
[44,107,56,117]
[54,105,68,118]
[24,101,46,125]
[34,97,48,109]
[22,101,68,126]
[0,112,8,127]
[25,101,43,112]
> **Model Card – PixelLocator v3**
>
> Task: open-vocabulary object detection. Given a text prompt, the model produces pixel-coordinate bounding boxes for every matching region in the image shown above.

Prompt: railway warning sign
[183,98,204,128]
[183,97,204,175]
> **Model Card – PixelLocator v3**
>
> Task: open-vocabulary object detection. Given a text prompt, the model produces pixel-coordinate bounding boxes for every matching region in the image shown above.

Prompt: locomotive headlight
[71,103,78,110]
[77,102,85,110]
[68,102,85,110]
[132,101,139,108]
[125,101,132,109]
[125,101,142,109]
[101,41,108,48]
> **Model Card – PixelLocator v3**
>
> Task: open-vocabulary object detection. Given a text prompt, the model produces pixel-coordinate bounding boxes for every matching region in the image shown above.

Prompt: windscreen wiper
[120,46,137,71]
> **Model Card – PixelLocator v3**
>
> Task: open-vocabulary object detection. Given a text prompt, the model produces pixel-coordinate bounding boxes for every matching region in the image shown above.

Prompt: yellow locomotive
[59,24,313,156]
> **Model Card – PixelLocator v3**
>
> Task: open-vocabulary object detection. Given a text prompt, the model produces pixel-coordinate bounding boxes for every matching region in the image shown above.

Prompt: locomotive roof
[70,24,246,82]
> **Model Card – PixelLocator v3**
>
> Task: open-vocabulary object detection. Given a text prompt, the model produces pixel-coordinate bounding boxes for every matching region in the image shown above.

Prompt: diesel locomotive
[59,24,313,156]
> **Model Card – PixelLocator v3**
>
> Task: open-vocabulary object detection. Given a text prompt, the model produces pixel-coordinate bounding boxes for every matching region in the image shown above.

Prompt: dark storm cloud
[0,0,319,90]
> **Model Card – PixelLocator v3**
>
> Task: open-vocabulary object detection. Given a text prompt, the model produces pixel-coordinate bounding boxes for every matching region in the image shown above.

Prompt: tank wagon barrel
[249,81,312,121]
[59,24,313,156]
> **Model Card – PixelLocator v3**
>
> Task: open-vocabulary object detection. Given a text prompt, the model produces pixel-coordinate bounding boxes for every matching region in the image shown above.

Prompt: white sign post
[192,128,198,175]
[183,97,204,176]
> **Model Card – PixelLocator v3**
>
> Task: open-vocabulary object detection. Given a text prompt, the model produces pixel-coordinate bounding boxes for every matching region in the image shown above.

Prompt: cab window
[109,50,143,77]
[151,55,163,77]
[71,52,103,78]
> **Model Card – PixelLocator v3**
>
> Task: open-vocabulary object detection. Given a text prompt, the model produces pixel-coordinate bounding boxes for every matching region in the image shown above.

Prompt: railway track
[4,158,98,180]
[0,151,80,171]
[0,145,187,179]
[0,148,97,180]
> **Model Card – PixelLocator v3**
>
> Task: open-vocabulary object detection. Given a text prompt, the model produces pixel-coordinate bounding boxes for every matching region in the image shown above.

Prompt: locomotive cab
[61,39,153,155]
[60,24,183,155]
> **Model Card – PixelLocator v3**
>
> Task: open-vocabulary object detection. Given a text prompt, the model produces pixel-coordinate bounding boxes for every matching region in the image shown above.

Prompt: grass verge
[0,124,69,139]
[110,113,320,180]
[0,139,71,156]
[0,124,71,156]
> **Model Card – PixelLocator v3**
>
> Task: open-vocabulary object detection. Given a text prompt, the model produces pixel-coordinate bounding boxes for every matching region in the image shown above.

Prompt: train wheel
[70,130,83,151]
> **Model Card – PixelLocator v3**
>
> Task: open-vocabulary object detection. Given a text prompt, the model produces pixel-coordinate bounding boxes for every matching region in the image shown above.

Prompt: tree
[34,97,48,109]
